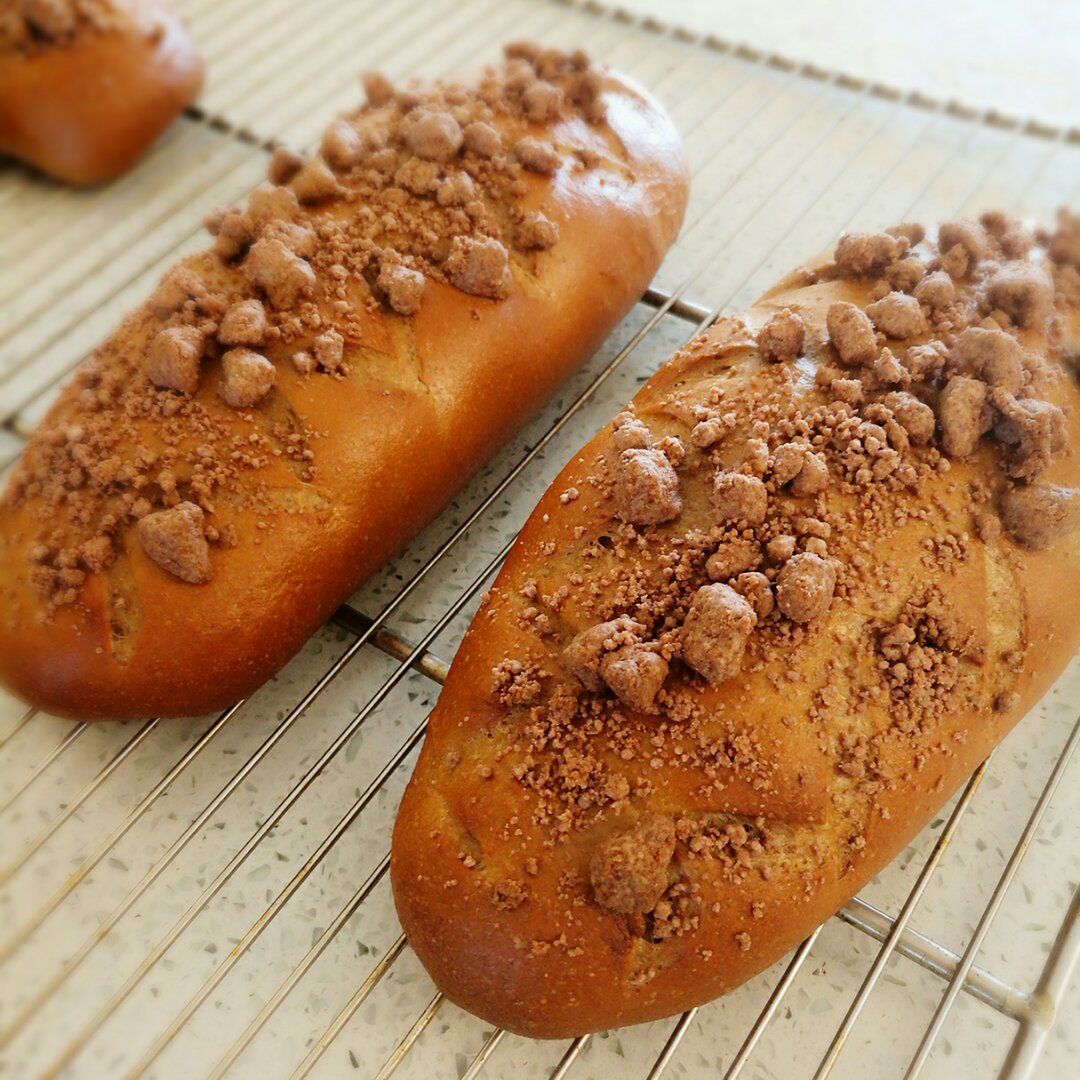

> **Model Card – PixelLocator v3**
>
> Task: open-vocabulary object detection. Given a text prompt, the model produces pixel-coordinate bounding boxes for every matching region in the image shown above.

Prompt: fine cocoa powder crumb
[492,657,548,707]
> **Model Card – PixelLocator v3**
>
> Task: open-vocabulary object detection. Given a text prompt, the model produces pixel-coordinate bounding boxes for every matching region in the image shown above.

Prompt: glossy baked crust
[0,0,203,184]
[0,51,689,719]
[391,216,1080,1037]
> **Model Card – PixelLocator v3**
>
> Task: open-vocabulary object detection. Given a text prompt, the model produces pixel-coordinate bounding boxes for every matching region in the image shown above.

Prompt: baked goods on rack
[391,210,1080,1038]
[0,0,203,183]
[0,43,689,719]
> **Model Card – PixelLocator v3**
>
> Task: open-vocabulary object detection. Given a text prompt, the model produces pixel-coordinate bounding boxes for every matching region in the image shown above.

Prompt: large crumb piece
[951,327,1024,394]
[522,80,564,122]
[515,136,561,173]
[244,238,316,310]
[218,298,269,347]
[377,262,426,316]
[681,583,757,684]
[706,540,761,581]
[321,119,366,170]
[136,502,213,584]
[463,120,502,158]
[361,70,394,107]
[444,235,512,300]
[149,267,208,318]
[939,220,987,263]
[937,375,992,458]
[758,308,805,363]
[590,815,675,914]
[266,146,305,186]
[313,329,346,373]
[405,110,464,163]
[827,301,878,366]
[600,645,669,713]
[994,395,1068,481]
[612,411,651,451]
[834,231,906,277]
[986,263,1054,330]
[615,448,682,525]
[914,271,955,311]
[563,617,644,693]
[291,159,340,204]
[865,292,927,340]
[775,553,836,623]
[882,391,935,445]
[516,211,559,251]
[732,571,774,619]
[770,443,828,496]
[999,484,1077,549]
[713,472,767,526]
[146,326,204,395]
[78,535,115,574]
[220,348,275,408]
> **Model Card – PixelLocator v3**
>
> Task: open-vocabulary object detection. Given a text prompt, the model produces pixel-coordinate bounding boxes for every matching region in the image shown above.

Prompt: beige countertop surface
[615,0,1080,131]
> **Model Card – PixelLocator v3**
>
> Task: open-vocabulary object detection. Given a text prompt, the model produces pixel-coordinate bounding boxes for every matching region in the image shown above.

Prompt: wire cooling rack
[1,1,1079,1077]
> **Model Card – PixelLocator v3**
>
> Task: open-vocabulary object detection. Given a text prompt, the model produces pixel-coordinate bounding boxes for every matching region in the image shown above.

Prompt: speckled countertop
[0,1,1077,1078]
[617,0,1080,131]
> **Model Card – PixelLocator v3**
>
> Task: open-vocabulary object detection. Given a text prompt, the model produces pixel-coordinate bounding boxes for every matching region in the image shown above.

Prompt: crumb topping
[146,326,204,396]
[827,301,878,365]
[775,552,835,623]
[589,814,675,914]
[999,484,1077,549]
[1,0,123,54]
[758,308,806,363]
[460,213,1080,952]
[220,348,275,409]
[615,448,682,525]
[562,617,645,694]
[136,502,212,584]
[2,44,622,604]
[681,583,757,683]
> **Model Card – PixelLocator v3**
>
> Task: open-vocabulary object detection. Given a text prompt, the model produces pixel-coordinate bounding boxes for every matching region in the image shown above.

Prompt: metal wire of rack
[1,1,1079,1077]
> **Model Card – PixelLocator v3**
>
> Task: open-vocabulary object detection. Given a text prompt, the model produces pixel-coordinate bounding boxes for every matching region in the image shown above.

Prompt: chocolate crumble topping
[465,213,1079,962]
[1,44,621,601]
[590,815,675,914]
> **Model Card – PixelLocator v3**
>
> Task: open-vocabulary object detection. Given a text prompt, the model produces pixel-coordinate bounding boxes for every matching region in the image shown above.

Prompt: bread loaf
[0,44,689,720]
[391,211,1080,1038]
[0,0,203,184]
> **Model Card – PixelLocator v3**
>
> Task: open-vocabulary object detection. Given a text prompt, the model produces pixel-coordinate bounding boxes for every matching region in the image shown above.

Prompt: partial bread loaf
[0,45,689,719]
[0,0,203,184]
[391,211,1080,1038]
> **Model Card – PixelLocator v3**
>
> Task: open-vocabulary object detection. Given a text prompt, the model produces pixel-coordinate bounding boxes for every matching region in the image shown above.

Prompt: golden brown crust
[391,214,1080,1038]
[0,0,203,184]
[0,53,689,719]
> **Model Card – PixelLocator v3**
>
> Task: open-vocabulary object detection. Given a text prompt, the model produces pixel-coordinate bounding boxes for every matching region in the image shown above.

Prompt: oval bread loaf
[391,211,1080,1038]
[0,0,203,184]
[0,44,690,719]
